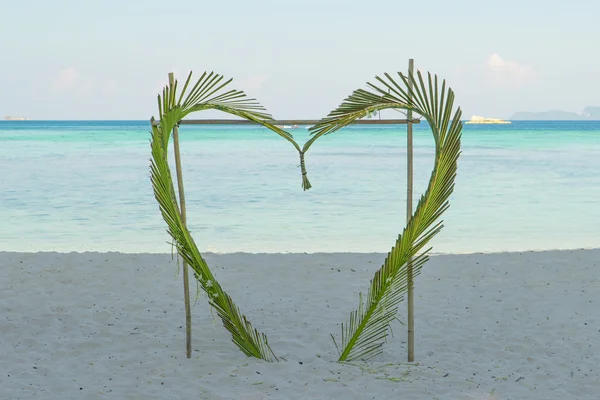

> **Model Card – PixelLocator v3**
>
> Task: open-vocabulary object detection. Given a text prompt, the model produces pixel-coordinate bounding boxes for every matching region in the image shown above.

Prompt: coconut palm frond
[163,71,311,190]
[150,71,278,361]
[312,71,462,362]
[156,71,295,146]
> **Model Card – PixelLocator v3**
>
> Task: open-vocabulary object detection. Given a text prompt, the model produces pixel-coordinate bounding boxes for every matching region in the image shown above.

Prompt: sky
[0,0,599,120]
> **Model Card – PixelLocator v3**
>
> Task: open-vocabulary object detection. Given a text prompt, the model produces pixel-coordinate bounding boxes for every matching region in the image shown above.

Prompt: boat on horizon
[4,116,28,121]
[275,124,300,129]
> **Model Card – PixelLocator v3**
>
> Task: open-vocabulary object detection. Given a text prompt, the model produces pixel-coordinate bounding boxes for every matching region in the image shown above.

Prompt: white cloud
[486,53,534,83]
[53,67,81,89]
[52,67,117,96]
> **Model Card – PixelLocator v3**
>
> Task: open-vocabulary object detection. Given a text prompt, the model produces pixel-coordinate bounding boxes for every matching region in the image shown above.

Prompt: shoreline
[2,249,598,399]
[1,246,598,256]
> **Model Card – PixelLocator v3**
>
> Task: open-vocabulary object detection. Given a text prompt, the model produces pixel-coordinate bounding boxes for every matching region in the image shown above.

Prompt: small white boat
[275,124,300,129]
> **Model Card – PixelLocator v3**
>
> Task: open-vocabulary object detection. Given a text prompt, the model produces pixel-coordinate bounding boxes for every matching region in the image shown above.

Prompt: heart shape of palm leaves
[150,70,462,363]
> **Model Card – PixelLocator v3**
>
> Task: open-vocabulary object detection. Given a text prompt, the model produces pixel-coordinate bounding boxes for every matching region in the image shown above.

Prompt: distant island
[465,115,511,125]
[511,106,600,120]
[4,116,28,121]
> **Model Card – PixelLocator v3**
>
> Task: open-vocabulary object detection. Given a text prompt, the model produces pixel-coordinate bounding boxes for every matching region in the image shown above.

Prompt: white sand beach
[1,249,598,399]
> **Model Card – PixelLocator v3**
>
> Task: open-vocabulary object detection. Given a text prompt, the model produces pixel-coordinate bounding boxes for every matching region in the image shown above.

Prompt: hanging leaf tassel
[299,151,312,191]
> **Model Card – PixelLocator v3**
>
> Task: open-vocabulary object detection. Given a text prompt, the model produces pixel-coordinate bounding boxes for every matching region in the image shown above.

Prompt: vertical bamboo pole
[406,59,415,362]
[169,72,192,359]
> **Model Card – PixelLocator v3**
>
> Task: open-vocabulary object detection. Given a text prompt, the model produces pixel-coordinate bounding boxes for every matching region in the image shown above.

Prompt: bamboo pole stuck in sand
[406,58,415,362]
[168,72,193,359]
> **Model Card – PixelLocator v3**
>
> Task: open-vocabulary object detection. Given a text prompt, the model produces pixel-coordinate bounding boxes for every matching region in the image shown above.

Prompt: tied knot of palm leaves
[299,151,311,191]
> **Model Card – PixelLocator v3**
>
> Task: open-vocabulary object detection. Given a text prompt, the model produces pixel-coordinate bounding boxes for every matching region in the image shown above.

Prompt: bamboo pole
[406,59,415,362]
[169,72,193,359]
[151,119,420,126]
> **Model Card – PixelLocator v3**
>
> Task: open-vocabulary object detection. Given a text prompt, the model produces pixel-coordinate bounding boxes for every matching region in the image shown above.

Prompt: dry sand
[1,249,599,399]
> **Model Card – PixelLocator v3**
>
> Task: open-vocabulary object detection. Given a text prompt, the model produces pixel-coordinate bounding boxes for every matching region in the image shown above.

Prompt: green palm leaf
[160,71,313,191]
[310,71,463,361]
[150,71,280,361]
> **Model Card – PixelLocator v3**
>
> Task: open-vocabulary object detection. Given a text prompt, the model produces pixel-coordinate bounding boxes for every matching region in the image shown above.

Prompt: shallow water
[1,120,599,253]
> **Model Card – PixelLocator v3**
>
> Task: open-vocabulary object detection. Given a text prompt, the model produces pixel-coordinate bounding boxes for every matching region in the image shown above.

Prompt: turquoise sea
[1,120,599,254]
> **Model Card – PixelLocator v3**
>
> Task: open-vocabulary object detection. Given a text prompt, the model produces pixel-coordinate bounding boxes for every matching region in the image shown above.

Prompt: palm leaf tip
[328,70,462,362]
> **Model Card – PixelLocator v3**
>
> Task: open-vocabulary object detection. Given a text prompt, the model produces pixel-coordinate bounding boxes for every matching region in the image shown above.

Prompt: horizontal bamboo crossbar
[152,119,421,126]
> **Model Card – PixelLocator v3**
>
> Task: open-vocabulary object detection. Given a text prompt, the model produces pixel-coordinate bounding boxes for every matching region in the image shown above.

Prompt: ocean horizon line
[2,118,600,123]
